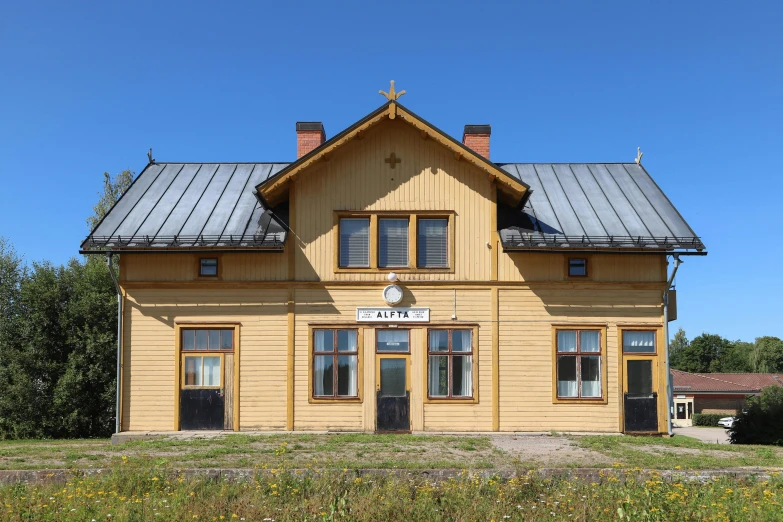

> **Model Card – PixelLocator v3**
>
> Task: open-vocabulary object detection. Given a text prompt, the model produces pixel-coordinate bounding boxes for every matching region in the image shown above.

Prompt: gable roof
[498,163,705,253]
[671,369,783,394]
[255,101,531,208]
[81,163,289,252]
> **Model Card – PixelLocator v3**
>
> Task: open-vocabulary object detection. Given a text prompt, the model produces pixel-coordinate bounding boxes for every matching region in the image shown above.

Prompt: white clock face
[382,284,403,305]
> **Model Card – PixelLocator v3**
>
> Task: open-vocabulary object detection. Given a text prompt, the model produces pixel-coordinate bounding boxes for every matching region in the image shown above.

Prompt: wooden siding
[122,252,288,282]
[498,253,667,283]
[121,289,288,431]
[498,287,664,432]
[292,119,494,282]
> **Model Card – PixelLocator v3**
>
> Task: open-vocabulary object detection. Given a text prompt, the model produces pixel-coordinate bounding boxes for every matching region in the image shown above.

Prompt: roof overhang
[256,101,531,207]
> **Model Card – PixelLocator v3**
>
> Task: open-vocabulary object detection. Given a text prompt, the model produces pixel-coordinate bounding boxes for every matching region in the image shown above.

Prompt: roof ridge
[693,372,756,389]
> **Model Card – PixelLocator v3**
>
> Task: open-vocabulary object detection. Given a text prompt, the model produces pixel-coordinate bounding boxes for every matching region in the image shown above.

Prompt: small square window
[568,258,587,277]
[200,258,218,277]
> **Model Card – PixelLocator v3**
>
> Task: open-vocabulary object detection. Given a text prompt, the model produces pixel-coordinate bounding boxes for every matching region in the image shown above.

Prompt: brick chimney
[462,125,491,159]
[296,122,326,158]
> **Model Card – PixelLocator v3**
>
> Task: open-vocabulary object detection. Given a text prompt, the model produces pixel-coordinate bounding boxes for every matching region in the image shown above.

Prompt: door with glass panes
[179,327,235,430]
[622,330,659,433]
[375,329,411,432]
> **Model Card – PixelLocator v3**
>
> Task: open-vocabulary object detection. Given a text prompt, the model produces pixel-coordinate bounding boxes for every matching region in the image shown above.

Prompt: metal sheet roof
[82,163,288,251]
[82,161,704,254]
[498,163,705,253]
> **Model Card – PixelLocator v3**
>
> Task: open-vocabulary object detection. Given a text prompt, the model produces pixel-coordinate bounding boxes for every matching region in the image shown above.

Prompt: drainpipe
[107,254,122,434]
[663,255,682,436]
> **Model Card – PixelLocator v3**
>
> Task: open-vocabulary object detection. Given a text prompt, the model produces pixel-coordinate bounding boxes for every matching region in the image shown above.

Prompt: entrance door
[624,359,658,432]
[179,327,235,431]
[375,329,411,432]
[673,398,694,427]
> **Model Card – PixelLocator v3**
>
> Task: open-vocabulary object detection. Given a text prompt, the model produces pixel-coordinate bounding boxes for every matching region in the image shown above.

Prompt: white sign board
[356,307,430,323]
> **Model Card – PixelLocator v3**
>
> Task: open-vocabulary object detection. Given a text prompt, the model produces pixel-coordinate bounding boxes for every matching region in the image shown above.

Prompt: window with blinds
[379,218,409,267]
[339,218,370,267]
[417,218,448,268]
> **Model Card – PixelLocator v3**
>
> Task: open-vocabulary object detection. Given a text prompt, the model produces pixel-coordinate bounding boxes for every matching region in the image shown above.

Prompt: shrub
[693,413,724,427]
[730,386,783,445]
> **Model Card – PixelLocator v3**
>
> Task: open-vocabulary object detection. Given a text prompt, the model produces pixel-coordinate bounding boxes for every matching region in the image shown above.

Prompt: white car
[718,416,736,429]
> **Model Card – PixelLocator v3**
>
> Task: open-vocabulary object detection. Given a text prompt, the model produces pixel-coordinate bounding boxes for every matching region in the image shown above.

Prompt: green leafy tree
[86,170,134,231]
[668,328,689,369]
[752,336,783,373]
[712,341,752,373]
[671,333,732,373]
[730,386,783,445]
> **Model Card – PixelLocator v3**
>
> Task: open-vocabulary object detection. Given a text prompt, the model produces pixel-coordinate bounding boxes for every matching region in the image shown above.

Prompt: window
[556,330,602,399]
[200,258,218,277]
[339,218,370,267]
[182,329,234,351]
[180,327,234,389]
[184,356,221,387]
[568,258,587,277]
[377,329,410,352]
[418,219,449,268]
[313,329,358,398]
[623,331,656,354]
[379,218,409,268]
[428,329,473,398]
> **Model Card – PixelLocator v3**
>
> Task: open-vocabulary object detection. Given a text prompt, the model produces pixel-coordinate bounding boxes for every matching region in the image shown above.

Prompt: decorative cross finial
[385,152,402,169]
[379,80,406,101]
[147,148,155,165]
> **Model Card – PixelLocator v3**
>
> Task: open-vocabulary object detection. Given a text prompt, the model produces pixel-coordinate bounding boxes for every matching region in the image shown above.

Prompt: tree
[670,333,732,373]
[752,337,783,373]
[711,341,752,373]
[730,385,783,446]
[668,328,689,369]
[86,170,134,231]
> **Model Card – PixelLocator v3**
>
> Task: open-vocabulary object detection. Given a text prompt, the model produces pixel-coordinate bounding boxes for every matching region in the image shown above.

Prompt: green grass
[1,467,781,521]
[575,435,783,469]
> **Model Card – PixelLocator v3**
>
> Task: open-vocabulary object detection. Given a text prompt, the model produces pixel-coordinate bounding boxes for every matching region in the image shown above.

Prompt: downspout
[107,253,122,434]
[663,255,682,436]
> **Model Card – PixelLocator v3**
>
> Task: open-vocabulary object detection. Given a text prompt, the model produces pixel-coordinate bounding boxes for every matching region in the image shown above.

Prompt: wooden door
[180,354,225,430]
[623,358,658,432]
[376,355,410,432]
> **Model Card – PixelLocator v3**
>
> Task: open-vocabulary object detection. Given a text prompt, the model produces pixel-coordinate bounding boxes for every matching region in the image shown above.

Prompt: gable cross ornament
[379,80,406,101]
[385,152,401,169]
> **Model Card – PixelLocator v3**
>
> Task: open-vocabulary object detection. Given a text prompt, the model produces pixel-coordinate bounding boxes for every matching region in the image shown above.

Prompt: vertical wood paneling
[498,253,666,283]
[123,253,288,282]
[121,289,288,431]
[292,119,494,282]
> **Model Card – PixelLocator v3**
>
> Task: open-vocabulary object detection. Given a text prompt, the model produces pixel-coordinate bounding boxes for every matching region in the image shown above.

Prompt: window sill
[424,397,478,404]
[334,267,453,274]
[309,397,363,404]
[552,397,608,405]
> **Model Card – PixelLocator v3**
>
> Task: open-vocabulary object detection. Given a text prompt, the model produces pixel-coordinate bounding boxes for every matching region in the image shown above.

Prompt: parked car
[718,416,736,429]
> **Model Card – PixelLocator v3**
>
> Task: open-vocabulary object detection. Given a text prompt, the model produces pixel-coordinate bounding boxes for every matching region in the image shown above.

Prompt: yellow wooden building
[82,84,706,435]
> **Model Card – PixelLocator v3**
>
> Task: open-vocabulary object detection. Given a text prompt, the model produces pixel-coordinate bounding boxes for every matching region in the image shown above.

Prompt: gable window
[379,218,409,268]
[418,218,449,268]
[180,327,234,389]
[339,218,370,267]
[428,329,473,398]
[623,331,656,354]
[568,258,587,277]
[313,329,358,398]
[200,258,218,277]
[556,330,602,399]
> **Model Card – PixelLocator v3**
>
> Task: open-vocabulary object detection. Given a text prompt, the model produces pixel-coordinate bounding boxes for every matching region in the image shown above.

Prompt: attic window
[199,258,218,277]
[568,258,587,277]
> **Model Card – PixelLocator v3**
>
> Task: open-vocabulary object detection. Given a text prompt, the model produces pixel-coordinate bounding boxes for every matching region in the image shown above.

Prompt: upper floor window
[337,214,451,271]
[555,329,602,399]
[568,258,587,277]
[379,218,409,268]
[418,218,448,268]
[200,258,218,277]
[339,218,370,267]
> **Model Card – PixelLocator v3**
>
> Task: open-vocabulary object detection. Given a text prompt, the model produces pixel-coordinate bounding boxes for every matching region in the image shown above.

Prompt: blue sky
[1,1,781,342]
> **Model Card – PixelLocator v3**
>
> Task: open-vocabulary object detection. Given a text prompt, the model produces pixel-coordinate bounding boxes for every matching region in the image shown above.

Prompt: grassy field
[0,433,782,471]
[1,467,781,521]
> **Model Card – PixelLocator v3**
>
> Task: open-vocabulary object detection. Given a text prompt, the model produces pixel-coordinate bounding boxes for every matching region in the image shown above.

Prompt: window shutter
[379,218,409,267]
[418,219,448,268]
[339,218,370,267]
